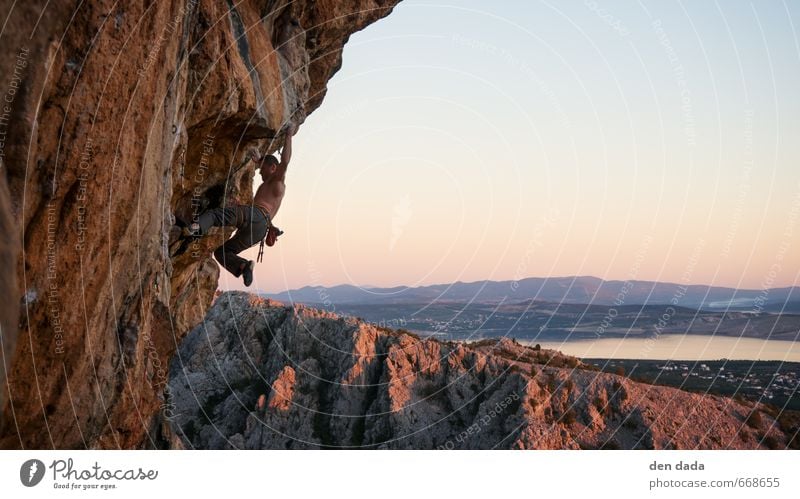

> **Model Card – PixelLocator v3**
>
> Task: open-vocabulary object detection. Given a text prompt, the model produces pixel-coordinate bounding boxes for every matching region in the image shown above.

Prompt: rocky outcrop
[167,292,790,449]
[0,0,400,449]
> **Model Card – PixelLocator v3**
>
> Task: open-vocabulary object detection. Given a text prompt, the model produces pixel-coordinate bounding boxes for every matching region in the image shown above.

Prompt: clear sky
[222,0,800,293]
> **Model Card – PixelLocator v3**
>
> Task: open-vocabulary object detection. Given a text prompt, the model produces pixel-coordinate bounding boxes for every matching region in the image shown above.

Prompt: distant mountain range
[263,276,800,312]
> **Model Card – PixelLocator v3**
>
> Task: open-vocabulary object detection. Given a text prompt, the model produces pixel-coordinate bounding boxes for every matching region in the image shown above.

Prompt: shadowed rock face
[0,0,400,449]
[0,178,15,417]
[167,292,789,449]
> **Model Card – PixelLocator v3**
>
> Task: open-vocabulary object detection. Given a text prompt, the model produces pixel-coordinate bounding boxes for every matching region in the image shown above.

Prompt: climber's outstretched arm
[279,125,294,172]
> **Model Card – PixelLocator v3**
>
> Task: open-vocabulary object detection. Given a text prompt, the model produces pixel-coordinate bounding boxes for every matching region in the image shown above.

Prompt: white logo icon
[20,459,45,487]
[390,195,412,251]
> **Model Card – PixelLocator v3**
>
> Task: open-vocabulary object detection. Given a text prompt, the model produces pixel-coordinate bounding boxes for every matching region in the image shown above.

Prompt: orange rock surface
[0,0,400,449]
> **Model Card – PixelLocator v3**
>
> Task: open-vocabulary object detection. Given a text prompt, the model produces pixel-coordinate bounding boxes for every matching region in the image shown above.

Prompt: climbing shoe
[242,260,255,287]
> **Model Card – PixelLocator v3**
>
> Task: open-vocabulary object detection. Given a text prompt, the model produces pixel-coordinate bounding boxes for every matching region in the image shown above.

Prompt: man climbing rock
[179,125,294,286]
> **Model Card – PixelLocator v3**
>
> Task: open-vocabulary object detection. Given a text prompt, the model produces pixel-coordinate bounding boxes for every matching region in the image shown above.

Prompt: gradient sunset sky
[222,0,800,293]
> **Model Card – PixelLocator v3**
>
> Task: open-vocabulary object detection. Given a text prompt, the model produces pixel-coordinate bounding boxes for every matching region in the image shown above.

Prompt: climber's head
[258,155,279,179]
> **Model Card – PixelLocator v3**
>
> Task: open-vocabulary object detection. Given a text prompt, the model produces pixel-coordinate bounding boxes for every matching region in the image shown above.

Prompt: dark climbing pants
[197,205,270,277]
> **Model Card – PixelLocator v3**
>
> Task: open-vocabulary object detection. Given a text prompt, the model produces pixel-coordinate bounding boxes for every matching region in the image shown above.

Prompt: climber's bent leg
[173,206,239,257]
[194,206,240,235]
[213,206,269,278]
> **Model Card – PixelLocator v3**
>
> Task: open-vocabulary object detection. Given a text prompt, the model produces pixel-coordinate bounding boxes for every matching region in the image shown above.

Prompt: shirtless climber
[178,125,295,287]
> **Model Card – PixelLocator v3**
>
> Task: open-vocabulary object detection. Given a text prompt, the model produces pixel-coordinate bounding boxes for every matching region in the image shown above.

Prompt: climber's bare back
[254,177,285,218]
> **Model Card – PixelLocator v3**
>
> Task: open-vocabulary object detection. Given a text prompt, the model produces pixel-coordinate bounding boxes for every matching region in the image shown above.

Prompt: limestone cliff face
[167,292,790,450]
[0,0,400,449]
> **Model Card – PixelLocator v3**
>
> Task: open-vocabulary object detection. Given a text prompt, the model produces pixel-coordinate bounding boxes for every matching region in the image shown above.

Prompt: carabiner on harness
[257,239,265,263]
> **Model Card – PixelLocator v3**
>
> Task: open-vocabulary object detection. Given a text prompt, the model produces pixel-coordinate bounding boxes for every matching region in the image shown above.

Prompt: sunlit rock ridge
[166,292,790,449]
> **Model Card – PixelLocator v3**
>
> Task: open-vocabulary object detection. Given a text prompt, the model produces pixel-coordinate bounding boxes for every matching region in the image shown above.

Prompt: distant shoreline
[528,334,800,362]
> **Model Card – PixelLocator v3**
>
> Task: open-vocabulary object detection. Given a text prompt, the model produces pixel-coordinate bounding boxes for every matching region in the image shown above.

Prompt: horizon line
[257,274,800,296]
